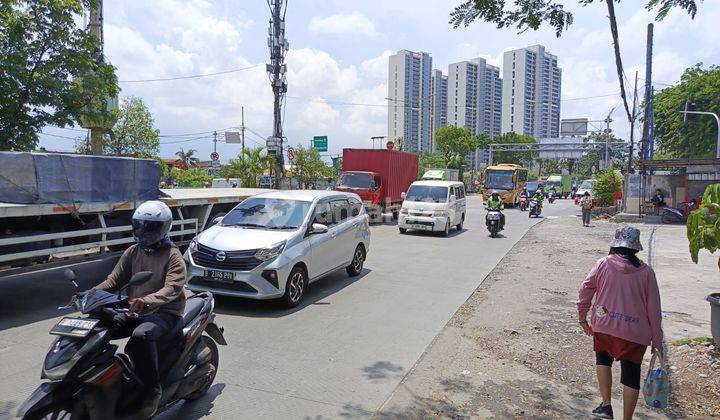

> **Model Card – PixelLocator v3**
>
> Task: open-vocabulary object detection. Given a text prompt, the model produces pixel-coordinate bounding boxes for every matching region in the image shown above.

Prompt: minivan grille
[191,243,262,271]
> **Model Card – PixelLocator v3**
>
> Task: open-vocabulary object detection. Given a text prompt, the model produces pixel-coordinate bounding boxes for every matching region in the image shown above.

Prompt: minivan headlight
[254,241,286,262]
[400,208,408,214]
[189,238,198,252]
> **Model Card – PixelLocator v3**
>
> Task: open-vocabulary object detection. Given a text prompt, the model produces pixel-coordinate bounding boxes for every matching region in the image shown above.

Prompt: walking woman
[577,227,664,419]
[580,191,593,227]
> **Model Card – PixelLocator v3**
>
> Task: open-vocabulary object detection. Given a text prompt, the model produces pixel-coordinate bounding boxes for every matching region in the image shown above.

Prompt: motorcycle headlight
[254,241,286,262]
[432,210,448,217]
[189,238,198,252]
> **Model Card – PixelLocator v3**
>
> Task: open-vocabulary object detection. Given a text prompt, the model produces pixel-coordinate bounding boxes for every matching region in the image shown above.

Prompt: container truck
[335,149,419,220]
[0,152,267,283]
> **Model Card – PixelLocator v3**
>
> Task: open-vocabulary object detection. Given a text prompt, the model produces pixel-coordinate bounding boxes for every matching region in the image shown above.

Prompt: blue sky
[39,0,720,162]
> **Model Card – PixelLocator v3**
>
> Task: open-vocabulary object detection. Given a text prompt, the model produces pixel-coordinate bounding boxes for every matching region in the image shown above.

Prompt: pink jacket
[577,254,663,348]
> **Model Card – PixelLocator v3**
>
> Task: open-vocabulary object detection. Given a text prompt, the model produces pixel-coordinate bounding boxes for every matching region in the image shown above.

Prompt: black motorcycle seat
[182,297,204,325]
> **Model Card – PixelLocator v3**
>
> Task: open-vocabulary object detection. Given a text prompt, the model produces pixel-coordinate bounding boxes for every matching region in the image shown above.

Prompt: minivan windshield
[221,198,311,230]
[580,180,595,189]
[405,185,449,203]
[338,172,372,189]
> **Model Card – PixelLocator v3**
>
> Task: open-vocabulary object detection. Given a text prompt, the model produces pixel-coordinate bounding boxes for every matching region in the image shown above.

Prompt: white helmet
[132,201,173,248]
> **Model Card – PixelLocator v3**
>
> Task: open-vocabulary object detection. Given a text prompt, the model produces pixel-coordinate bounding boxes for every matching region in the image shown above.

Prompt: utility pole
[267,0,288,189]
[626,71,639,176]
[241,106,245,154]
[603,109,614,169]
[87,0,104,155]
[640,23,654,162]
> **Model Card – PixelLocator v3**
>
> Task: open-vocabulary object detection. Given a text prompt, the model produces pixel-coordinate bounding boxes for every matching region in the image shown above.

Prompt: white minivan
[397,180,467,236]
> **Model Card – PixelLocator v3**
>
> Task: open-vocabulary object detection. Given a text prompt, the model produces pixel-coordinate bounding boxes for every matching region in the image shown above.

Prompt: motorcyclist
[533,188,545,210]
[89,201,187,418]
[486,191,506,229]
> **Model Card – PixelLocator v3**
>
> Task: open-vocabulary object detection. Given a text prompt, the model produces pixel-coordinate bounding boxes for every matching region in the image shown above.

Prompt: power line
[119,64,262,83]
[159,135,214,145]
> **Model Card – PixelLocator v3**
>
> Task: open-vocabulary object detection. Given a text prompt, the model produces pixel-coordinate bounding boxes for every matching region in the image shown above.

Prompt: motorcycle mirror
[64,268,79,288]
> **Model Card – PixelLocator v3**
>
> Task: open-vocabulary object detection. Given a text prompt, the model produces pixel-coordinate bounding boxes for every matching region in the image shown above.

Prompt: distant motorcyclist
[90,201,187,418]
[533,189,545,209]
[486,191,506,229]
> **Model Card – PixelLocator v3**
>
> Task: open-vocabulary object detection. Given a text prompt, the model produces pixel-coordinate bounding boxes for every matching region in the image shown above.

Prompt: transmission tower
[267,0,288,188]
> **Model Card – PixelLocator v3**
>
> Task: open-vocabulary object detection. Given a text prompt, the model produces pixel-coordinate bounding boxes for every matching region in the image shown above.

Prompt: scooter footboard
[16,382,76,418]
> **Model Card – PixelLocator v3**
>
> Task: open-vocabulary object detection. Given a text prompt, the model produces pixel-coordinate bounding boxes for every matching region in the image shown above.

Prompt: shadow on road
[156,383,226,420]
[361,361,405,382]
[399,228,467,238]
[214,269,372,318]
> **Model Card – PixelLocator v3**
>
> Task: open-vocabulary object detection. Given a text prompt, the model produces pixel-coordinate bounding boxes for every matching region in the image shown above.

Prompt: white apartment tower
[430,69,448,150]
[501,45,561,139]
[388,50,433,153]
[447,57,502,169]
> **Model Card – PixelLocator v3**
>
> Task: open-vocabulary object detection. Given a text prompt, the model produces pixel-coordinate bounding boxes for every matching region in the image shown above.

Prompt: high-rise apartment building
[501,45,561,139]
[388,50,433,153]
[447,57,502,169]
[430,69,448,150]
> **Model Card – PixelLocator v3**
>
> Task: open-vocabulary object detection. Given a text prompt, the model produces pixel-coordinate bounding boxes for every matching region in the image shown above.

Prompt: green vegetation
[435,125,479,174]
[418,153,448,178]
[654,65,720,158]
[687,184,720,264]
[175,148,200,168]
[1,0,119,151]
[103,97,159,157]
[673,337,713,347]
[291,145,332,188]
[490,132,536,165]
[591,170,622,206]
[171,167,211,188]
[219,147,271,188]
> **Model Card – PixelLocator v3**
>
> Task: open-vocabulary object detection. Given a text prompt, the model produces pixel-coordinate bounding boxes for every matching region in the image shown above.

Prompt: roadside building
[388,50,433,153]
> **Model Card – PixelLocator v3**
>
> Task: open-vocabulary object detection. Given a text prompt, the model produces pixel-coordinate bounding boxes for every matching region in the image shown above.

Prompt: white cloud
[286,48,359,98]
[361,50,393,79]
[308,12,378,38]
[343,83,388,142]
[300,101,341,131]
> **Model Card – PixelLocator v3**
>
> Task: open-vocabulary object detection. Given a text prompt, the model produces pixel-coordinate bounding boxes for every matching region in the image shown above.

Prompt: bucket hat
[611,226,643,251]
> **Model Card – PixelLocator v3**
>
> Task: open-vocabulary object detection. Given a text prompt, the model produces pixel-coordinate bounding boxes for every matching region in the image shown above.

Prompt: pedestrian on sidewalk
[577,227,664,420]
[580,191,593,227]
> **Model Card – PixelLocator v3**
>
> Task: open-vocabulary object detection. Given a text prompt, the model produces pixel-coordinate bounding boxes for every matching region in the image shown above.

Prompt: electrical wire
[119,64,262,83]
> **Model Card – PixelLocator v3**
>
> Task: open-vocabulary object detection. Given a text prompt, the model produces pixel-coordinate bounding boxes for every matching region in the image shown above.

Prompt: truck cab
[335,171,383,215]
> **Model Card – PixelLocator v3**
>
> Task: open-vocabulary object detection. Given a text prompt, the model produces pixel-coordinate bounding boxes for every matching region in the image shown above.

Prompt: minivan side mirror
[401,192,406,200]
[212,216,224,225]
[310,223,328,235]
[450,194,456,202]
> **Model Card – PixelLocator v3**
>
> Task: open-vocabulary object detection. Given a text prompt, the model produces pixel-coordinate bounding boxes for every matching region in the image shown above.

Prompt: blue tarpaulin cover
[0,152,161,204]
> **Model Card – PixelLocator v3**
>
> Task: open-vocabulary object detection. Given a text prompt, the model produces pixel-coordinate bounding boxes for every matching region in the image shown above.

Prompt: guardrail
[0,219,198,264]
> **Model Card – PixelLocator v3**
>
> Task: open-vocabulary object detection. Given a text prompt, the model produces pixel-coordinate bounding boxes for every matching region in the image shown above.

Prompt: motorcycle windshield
[78,290,123,314]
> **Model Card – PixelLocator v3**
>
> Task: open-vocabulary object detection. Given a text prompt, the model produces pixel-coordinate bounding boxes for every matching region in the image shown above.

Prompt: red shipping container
[337,149,418,215]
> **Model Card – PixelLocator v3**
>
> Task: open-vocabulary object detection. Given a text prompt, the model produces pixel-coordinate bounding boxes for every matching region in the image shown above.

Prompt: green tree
[175,148,199,168]
[418,153,448,178]
[171,167,212,188]
[435,125,479,173]
[102,96,159,157]
[0,0,119,151]
[492,132,536,165]
[654,65,720,158]
[450,0,699,159]
[592,169,623,206]
[219,146,271,188]
[291,145,331,188]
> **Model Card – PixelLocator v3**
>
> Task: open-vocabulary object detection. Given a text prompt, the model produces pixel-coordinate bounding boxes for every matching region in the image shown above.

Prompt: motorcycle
[661,199,699,224]
[485,208,503,238]
[548,189,556,204]
[528,199,542,218]
[17,269,227,420]
[518,194,528,211]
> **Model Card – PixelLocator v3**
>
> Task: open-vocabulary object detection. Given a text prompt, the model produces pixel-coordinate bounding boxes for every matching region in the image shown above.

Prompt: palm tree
[219,147,270,187]
[175,148,200,168]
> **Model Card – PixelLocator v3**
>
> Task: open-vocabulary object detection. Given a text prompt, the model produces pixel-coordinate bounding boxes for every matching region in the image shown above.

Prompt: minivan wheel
[456,214,464,231]
[442,219,450,237]
[281,267,307,308]
[346,245,365,277]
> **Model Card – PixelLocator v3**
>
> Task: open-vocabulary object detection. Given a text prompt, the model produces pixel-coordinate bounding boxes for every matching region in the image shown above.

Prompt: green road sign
[313,136,328,152]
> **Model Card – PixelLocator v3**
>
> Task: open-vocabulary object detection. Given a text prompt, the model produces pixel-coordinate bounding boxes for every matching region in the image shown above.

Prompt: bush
[592,170,622,206]
[687,183,720,264]
[172,167,212,188]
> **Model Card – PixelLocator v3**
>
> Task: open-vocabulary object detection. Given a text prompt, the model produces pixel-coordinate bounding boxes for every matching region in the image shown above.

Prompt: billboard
[560,118,589,137]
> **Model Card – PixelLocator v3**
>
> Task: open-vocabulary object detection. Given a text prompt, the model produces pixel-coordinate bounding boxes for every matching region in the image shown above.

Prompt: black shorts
[596,351,642,390]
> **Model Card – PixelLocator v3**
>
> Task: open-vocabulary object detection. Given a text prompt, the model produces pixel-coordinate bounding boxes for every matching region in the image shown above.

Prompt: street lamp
[680,109,720,158]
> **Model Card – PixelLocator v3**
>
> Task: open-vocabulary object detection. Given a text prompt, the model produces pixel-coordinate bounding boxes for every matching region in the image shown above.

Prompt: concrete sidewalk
[643,224,716,343]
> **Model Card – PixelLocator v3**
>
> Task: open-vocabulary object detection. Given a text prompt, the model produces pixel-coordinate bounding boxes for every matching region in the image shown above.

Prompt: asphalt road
[0,196,577,419]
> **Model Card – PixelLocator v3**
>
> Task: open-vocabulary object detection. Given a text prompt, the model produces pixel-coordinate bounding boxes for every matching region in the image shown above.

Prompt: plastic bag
[643,352,669,409]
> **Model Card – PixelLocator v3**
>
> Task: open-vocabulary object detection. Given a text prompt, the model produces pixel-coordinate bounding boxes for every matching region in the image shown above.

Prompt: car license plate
[411,224,432,230]
[204,270,234,282]
[50,317,99,338]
